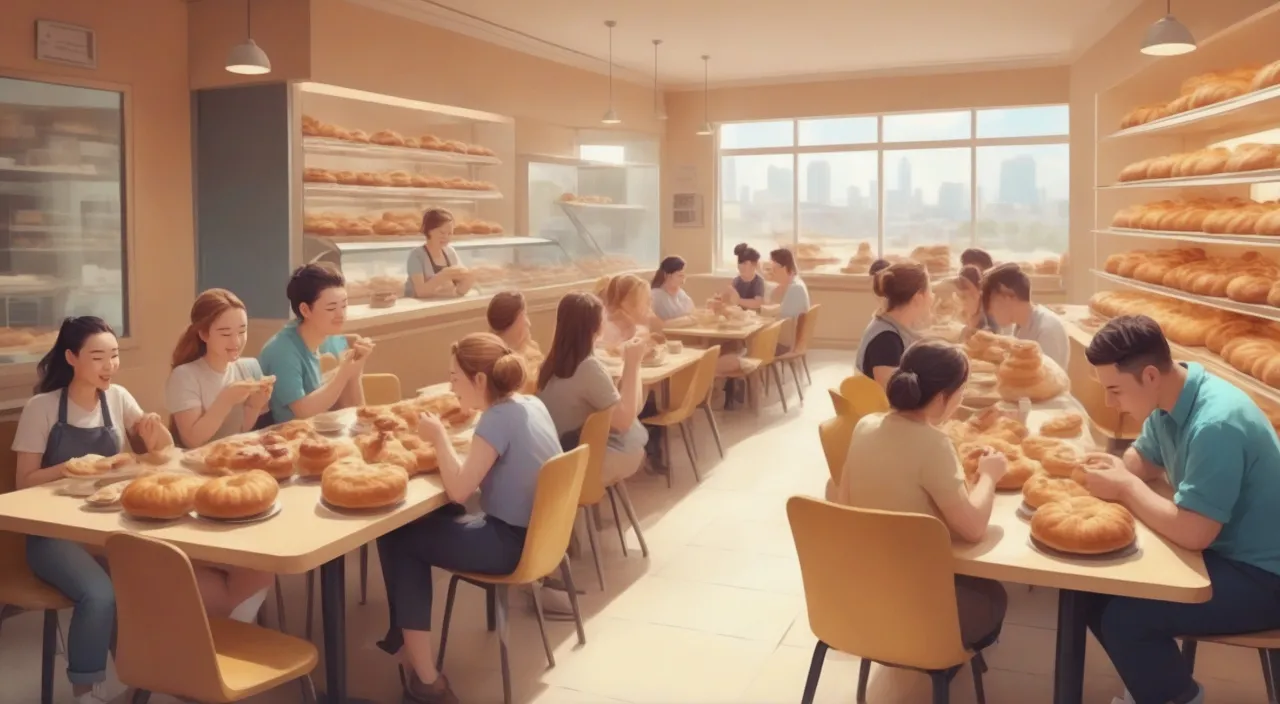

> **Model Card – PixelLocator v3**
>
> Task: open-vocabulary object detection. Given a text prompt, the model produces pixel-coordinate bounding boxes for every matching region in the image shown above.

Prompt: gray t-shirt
[1013,304,1070,370]
[165,357,263,447]
[651,287,694,321]
[732,274,766,301]
[537,356,647,455]
[474,394,562,528]
[404,244,460,297]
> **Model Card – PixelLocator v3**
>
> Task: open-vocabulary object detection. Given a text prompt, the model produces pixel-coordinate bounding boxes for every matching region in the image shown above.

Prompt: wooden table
[0,409,452,704]
[952,407,1210,704]
[661,320,767,341]
[416,347,704,396]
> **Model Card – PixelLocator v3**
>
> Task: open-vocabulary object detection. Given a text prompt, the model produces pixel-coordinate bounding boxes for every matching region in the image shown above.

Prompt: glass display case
[0,76,125,363]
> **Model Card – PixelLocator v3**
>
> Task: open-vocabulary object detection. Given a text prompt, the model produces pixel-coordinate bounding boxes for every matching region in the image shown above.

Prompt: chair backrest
[577,407,614,506]
[838,374,890,420]
[362,373,402,405]
[818,413,859,487]
[508,445,590,583]
[786,497,968,671]
[747,321,785,364]
[828,389,853,417]
[105,532,226,699]
[792,304,822,355]
[665,345,722,422]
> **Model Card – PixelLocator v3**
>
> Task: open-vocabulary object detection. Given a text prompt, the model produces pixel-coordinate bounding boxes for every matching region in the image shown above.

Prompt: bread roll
[1030,496,1137,555]
[1189,80,1251,109]
[1227,275,1275,304]
[1119,159,1154,182]
[1254,59,1280,92]
[194,470,279,519]
[1226,144,1280,173]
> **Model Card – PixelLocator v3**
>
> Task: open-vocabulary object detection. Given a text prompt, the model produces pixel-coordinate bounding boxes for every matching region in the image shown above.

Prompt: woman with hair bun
[837,339,1009,651]
[724,243,766,309]
[487,290,543,392]
[856,261,933,386]
[375,332,561,702]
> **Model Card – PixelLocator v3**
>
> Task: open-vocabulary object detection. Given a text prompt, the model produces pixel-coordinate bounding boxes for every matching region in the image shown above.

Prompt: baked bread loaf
[1039,413,1084,438]
[964,331,1014,365]
[194,469,279,519]
[1030,496,1136,555]
[1020,435,1069,462]
[958,440,1038,491]
[398,434,440,474]
[321,458,408,510]
[1254,59,1280,92]
[297,436,351,477]
[1040,445,1084,478]
[64,453,132,477]
[121,472,207,520]
[1021,474,1090,509]
[354,431,417,472]
[996,340,1068,402]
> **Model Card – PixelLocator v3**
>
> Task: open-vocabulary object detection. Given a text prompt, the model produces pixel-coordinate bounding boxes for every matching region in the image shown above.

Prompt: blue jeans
[1084,550,1280,704]
[25,536,115,685]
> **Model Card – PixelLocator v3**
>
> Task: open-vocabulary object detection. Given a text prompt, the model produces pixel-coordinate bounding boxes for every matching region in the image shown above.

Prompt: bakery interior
[4,0,1280,702]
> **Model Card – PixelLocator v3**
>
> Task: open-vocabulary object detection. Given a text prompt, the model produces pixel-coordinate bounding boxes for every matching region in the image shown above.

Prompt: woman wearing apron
[405,207,473,299]
[13,317,172,704]
[856,260,933,387]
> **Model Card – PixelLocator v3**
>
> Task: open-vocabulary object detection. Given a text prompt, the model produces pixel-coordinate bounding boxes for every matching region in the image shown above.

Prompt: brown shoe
[401,667,459,704]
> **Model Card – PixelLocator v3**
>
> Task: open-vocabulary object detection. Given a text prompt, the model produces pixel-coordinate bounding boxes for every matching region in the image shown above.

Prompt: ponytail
[172,289,247,368]
[36,317,115,394]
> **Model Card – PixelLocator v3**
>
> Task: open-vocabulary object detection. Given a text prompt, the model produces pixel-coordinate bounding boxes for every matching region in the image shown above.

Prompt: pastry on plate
[121,472,207,520]
[321,458,408,510]
[194,469,279,519]
[1030,496,1136,555]
[1039,413,1084,438]
[85,482,126,508]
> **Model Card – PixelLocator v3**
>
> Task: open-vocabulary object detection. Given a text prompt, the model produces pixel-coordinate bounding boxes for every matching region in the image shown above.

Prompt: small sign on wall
[673,193,703,228]
[36,20,97,69]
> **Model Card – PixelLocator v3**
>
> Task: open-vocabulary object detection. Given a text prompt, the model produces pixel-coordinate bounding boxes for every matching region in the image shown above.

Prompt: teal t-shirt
[1133,363,1280,576]
[258,320,349,422]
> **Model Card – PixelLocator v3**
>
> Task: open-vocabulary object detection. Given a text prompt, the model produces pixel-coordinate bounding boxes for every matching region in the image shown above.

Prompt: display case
[0,76,126,363]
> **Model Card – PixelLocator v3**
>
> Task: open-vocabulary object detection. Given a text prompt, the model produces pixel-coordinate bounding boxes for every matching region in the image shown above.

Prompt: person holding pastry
[724,243,766,309]
[405,207,474,299]
[649,256,696,328]
[13,316,173,704]
[1076,316,1280,704]
[981,263,1069,369]
[597,273,654,351]
[375,333,561,703]
[487,290,542,393]
[260,264,371,422]
[856,260,932,387]
[838,340,1009,653]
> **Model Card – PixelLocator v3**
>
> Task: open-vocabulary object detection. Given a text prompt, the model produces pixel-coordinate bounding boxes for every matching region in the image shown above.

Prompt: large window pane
[798,117,877,147]
[883,148,971,266]
[797,152,878,273]
[883,110,970,142]
[976,144,1069,266]
[720,154,794,268]
[719,120,794,150]
[976,105,1069,138]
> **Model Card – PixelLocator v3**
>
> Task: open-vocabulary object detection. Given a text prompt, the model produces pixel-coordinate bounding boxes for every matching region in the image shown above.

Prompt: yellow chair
[724,322,788,413]
[828,389,854,417]
[786,497,994,704]
[643,346,722,487]
[361,373,402,405]
[576,407,649,590]
[838,374,890,420]
[436,446,590,704]
[106,533,318,703]
[1182,632,1280,701]
[777,304,822,400]
[818,412,859,502]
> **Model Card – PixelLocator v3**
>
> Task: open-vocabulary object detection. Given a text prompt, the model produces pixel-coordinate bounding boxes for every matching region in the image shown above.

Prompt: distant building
[806,160,832,205]
[998,154,1039,207]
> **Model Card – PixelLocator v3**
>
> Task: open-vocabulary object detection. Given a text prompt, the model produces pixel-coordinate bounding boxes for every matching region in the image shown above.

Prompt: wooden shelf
[1099,168,1280,190]
[303,183,503,205]
[303,137,501,165]
[1106,85,1280,141]
[1092,269,1280,323]
[1093,228,1280,248]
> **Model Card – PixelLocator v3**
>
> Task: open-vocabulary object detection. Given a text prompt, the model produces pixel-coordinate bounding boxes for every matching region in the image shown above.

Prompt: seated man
[981,262,1069,368]
[1082,315,1280,704]
[260,264,373,422]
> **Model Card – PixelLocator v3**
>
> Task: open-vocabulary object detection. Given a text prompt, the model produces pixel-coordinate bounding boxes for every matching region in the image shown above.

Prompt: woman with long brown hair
[487,291,543,391]
[405,207,474,298]
[650,256,696,328]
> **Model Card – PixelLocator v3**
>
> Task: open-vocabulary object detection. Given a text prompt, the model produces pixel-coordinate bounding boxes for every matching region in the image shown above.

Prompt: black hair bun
[733,243,748,256]
[885,369,924,410]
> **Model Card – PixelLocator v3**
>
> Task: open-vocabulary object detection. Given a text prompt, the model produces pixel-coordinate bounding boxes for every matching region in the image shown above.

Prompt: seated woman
[856,261,932,387]
[725,243,766,310]
[649,256,696,329]
[14,317,173,704]
[768,248,811,353]
[487,290,542,392]
[166,289,276,620]
[837,340,1008,651]
[598,273,653,350]
[954,265,997,340]
[405,207,474,299]
[375,333,561,703]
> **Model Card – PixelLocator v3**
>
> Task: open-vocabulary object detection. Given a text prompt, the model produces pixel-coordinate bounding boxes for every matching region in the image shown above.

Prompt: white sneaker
[75,683,128,704]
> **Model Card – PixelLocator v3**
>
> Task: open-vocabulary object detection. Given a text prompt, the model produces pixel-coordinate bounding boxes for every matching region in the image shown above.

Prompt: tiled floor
[0,351,1268,703]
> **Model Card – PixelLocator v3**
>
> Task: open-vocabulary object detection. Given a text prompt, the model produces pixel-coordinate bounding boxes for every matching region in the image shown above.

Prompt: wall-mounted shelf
[1101,168,1280,190]
[1092,269,1280,323]
[303,137,501,165]
[1106,85,1280,141]
[303,183,504,205]
[1092,228,1280,248]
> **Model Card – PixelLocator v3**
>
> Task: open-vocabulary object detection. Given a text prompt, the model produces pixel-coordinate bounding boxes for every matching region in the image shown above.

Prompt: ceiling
[354,0,1145,88]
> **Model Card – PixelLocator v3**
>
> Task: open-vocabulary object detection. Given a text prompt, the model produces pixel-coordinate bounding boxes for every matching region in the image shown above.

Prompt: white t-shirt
[166,357,263,447]
[13,385,144,456]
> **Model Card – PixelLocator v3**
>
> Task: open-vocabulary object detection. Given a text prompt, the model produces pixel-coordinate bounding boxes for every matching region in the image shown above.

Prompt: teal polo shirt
[258,320,349,422]
[1133,363,1280,576]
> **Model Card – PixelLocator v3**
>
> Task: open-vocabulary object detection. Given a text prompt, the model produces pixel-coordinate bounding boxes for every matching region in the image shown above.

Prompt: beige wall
[0,0,193,414]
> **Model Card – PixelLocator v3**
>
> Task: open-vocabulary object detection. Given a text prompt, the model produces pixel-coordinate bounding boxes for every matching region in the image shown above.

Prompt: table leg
[316,556,376,704]
[1053,589,1087,704]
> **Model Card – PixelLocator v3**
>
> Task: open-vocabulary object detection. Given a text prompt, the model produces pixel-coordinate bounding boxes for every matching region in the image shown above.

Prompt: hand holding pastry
[352,337,375,362]
[621,336,647,367]
[245,379,272,414]
[974,448,1009,484]
[417,412,447,443]
[1078,460,1136,502]
[217,380,256,408]
[137,413,174,452]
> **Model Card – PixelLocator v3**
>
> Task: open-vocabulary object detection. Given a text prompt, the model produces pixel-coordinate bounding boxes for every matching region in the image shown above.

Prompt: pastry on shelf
[908,244,951,276]
[304,167,337,184]
[1119,103,1171,129]
[793,242,840,270]
[1254,59,1280,92]
[345,129,370,144]
[370,130,405,147]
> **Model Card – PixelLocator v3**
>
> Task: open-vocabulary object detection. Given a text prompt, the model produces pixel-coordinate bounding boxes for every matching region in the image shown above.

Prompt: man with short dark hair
[1080,314,1280,704]
[959,247,994,271]
[260,264,373,421]
[981,262,1069,368]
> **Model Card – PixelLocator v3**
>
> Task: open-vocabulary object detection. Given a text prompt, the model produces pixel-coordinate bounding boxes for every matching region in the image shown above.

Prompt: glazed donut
[1030,496,1136,555]
[1021,435,1069,462]
[321,458,408,509]
[1040,446,1084,478]
[1022,474,1089,509]
[1039,413,1084,438]
[260,444,296,481]
[121,472,208,520]
[194,469,279,519]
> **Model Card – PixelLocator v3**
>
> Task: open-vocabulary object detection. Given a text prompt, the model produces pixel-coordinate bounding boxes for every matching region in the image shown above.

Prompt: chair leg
[974,651,988,674]
[492,584,512,704]
[1181,638,1199,669]
[486,585,497,632]
[1259,648,1278,703]
[802,641,829,704]
[930,670,951,704]
[606,487,628,557]
[300,674,319,704]
[790,361,805,403]
[663,426,673,488]
[559,556,587,645]
[304,570,315,641]
[273,575,289,633]
[678,421,700,482]
[530,583,556,669]
[614,481,650,558]
[857,658,871,703]
[772,365,789,412]
[359,544,369,606]
[581,506,606,591]
[129,690,151,704]
[701,404,725,458]
[802,355,812,385]
[972,655,987,704]
[41,609,56,704]
[436,575,461,671]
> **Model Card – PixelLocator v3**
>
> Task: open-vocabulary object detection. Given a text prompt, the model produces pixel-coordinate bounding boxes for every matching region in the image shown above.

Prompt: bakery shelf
[1099,168,1280,190]
[1092,228,1280,248]
[1106,85,1280,141]
[1091,269,1280,323]
[303,183,503,205]
[303,234,550,252]
[303,137,501,166]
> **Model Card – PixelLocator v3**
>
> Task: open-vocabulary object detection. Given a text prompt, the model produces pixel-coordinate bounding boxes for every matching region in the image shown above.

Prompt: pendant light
[696,55,713,136]
[601,21,621,125]
[1140,0,1196,56]
[226,0,272,75]
[652,39,667,121]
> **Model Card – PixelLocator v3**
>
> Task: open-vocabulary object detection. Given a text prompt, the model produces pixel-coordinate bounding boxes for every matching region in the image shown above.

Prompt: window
[579,144,626,164]
[716,105,1069,273]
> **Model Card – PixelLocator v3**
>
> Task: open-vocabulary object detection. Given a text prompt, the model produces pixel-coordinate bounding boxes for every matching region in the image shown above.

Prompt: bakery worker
[1079,315,1280,704]
[980,263,1069,369]
[260,264,373,422]
[855,260,932,387]
[405,207,473,299]
[12,316,172,704]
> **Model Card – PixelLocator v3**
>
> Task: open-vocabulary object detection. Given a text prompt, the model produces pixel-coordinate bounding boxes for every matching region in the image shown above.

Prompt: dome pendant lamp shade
[696,55,713,136]
[602,20,621,124]
[1140,0,1196,56]
[226,0,271,74]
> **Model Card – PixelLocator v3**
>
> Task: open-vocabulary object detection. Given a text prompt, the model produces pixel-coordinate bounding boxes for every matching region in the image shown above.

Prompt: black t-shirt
[859,330,905,378]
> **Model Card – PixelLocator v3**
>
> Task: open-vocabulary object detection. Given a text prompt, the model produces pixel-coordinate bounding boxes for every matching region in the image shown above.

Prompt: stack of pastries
[1103,248,1280,305]
[1118,61,1280,130]
[996,340,1069,402]
[842,242,875,274]
[793,243,840,271]
[303,167,497,192]
[1118,143,1280,183]
[301,116,496,157]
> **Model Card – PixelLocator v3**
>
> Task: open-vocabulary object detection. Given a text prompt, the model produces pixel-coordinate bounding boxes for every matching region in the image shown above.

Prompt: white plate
[193,501,282,524]
[312,419,347,434]
[318,497,406,515]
